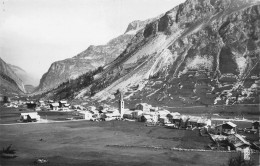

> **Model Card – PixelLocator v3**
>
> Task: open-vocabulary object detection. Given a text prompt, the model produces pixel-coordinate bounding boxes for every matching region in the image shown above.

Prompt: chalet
[38,100,45,107]
[60,103,70,111]
[26,101,37,109]
[157,109,170,118]
[167,114,180,126]
[50,103,59,111]
[227,134,251,151]
[197,118,211,128]
[139,115,152,123]
[158,116,170,124]
[215,122,237,135]
[252,121,259,130]
[179,115,190,128]
[48,100,54,103]
[135,103,152,113]
[59,100,67,108]
[102,110,121,121]
[139,112,158,122]
[123,109,133,119]
[132,110,143,119]
[186,116,199,129]
[20,112,40,122]
[79,111,93,120]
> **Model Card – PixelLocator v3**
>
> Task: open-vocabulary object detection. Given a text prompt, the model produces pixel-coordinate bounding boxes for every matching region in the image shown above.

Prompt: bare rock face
[76,0,259,106]
[43,0,259,107]
[0,58,26,95]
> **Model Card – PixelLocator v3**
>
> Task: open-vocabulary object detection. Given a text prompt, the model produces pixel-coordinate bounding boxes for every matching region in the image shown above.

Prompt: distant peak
[124,20,143,34]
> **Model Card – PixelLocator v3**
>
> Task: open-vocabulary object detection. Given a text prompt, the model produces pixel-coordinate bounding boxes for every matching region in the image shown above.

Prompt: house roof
[59,100,67,104]
[226,121,237,127]
[143,115,152,119]
[189,117,200,123]
[216,121,237,128]
[228,134,250,147]
[51,103,59,107]
[157,110,170,116]
[21,112,40,119]
[133,110,143,113]
[78,111,93,115]
[197,118,210,124]
[252,121,259,125]
[136,103,152,108]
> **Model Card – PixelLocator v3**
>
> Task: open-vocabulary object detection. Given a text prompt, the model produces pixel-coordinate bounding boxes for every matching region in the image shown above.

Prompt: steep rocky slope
[35,19,155,94]
[0,58,26,95]
[43,0,260,107]
[8,64,39,87]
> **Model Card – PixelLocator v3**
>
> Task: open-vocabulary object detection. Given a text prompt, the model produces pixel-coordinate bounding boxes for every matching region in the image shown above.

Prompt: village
[1,93,259,157]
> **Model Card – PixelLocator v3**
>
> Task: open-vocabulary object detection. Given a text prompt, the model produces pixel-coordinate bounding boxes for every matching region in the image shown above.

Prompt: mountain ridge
[0,58,26,95]
[35,17,158,94]
[40,0,259,107]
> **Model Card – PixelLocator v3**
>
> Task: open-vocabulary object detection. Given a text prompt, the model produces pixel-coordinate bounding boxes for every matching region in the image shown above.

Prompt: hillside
[42,0,260,107]
[35,19,155,94]
[8,64,39,87]
[0,58,26,96]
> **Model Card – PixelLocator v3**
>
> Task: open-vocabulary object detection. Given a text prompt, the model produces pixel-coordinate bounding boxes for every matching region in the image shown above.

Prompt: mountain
[0,58,26,95]
[8,64,39,86]
[24,85,36,93]
[42,0,260,107]
[35,19,154,94]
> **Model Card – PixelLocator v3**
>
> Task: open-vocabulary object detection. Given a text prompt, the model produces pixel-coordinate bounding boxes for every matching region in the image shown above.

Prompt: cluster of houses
[2,95,259,153]
[3,100,26,108]
[210,121,259,152]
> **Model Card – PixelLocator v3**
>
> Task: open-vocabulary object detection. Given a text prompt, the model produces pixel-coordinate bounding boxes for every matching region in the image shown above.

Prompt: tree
[3,96,9,103]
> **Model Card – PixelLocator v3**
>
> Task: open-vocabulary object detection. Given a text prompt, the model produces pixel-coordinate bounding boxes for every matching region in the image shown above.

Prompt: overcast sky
[0,0,185,85]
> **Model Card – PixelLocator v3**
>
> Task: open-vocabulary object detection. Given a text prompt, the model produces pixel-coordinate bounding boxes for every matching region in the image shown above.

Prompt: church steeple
[119,91,124,118]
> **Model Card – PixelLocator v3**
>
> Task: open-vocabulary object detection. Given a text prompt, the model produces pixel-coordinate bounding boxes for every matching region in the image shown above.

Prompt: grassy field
[0,120,259,165]
[0,106,259,165]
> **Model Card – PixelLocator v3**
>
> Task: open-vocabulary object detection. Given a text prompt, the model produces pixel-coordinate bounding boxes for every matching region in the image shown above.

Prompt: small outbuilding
[252,121,259,130]
[20,112,40,122]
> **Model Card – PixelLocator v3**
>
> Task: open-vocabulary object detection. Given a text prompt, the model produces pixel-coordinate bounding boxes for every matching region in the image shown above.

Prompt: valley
[1,0,260,165]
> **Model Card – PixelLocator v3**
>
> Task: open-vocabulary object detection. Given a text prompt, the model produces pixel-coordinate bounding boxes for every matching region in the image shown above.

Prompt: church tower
[118,91,124,118]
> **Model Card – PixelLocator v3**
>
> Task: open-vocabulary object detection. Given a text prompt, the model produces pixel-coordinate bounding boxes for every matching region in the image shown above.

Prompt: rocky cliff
[0,58,26,95]
[79,0,259,105]
[43,0,260,106]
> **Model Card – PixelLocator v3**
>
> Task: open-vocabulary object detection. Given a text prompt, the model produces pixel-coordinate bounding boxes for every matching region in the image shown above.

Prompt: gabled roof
[21,112,40,119]
[143,115,152,119]
[216,121,237,128]
[252,121,259,125]
[189,116,200,123]
[59,100,67,104]
[51,103,59,107]
[226,121,237,127]
[197,118,210,124]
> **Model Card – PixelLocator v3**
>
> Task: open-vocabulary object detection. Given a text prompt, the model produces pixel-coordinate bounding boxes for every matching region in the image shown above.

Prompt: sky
[0,0,185,85]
